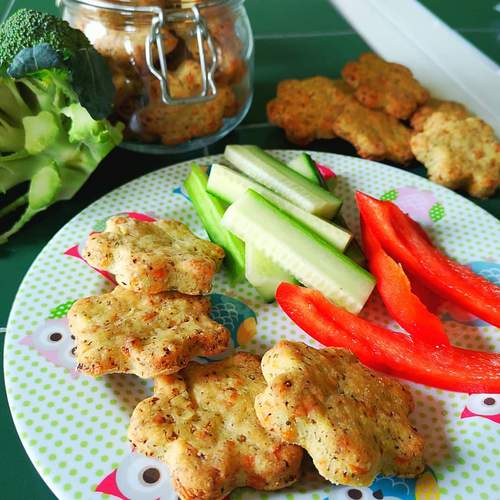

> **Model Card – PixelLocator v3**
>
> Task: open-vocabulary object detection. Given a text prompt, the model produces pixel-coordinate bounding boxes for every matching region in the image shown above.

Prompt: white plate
[4,151,500,500]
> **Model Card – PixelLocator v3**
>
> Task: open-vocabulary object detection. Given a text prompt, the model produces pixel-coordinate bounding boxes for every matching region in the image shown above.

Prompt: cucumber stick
[208,164,351,251]
[325,176,338,193]
[286,155,364,265]
[184,164,245,284]
[224,145,341,218]
[246,244,295,302]
[333,213,366,267]
[287,153,325,187]
[344,239,366,267]
[222,189,375,314]
[288,153,339,194]
[284,155,364,265]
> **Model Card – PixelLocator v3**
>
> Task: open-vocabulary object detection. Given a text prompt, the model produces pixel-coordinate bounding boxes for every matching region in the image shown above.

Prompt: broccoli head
[0,9,91,68]
[0,10,123,244]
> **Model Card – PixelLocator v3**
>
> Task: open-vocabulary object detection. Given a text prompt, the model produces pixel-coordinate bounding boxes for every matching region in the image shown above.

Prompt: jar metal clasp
[58,0,218,105]
[147,5,218,105]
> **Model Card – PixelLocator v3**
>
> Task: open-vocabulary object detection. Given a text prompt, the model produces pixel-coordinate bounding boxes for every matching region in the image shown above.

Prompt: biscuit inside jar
[63,0,251,147]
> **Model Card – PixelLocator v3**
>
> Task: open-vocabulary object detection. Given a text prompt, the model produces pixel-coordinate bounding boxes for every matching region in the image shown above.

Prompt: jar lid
[61,0,236,12]
[88,0,206,8]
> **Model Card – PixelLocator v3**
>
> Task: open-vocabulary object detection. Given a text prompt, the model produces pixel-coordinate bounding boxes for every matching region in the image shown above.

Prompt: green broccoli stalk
[0,10,123,243]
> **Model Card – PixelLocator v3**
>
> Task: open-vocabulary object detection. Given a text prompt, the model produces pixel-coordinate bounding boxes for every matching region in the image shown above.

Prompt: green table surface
[1,1,499,498]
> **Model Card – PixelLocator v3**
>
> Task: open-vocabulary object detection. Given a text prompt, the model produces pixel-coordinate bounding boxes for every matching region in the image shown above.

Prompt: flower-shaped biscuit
[342,53,429,119]
[129,353,303,500]
[411,113,500,198]
[333,97,413,164]
[68,286,229,378]
[255,341,425,486]
[84,216,224,294]
[267,77,353,145]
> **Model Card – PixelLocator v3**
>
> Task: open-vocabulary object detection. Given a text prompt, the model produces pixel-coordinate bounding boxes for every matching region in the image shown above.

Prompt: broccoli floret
[0,9,91,68]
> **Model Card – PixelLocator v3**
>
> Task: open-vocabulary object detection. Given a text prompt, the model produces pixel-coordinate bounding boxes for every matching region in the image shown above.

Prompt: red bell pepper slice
[276,282,500,393]
[360,220,449,347]
[402,272,444,314]
[356,192,500,327]
[315,163,336,181]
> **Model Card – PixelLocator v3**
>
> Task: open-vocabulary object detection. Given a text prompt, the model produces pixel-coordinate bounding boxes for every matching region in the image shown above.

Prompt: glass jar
[59,0,254,153]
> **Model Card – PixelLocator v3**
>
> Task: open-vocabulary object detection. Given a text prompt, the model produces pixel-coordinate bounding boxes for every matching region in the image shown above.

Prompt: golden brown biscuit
[84,216,224,294]
[129,353,303,500]
[166,60,206,99]
[410,98,471,132]
[342,53,429,119]
[137,60,238,145]
[109,64,145,120]
[267,77,353,145]
[158,60,238,116]
[174,5,246,85]
[411,113,500,198]
[72,14,178,127]
[68,286,229,378]
[255,341,425,486]
[74,20,178,67]
[333,97,413,163]
[140,83,237,145]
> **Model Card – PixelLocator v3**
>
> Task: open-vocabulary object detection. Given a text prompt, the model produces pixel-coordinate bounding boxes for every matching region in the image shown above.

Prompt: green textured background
[0,1,499,498]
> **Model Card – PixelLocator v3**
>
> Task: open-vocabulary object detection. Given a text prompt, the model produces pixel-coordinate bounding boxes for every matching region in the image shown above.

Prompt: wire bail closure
[58,0,218,105]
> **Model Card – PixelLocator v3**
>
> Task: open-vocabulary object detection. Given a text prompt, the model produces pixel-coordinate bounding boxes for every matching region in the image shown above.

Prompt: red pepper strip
[403,271,444,314]
[316,163,336,181]
[388,201,496,297]
[356,192,500,327]
[276,282,500,393]
[360,220,449,347]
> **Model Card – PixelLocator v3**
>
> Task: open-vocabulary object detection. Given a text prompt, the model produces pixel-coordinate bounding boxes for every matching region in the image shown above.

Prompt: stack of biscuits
[267,52,500,198]
[69,215,425,500]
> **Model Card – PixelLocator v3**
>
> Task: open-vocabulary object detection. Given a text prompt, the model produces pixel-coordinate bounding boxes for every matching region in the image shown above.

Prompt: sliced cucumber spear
[288,153,338,192]
[208,163,351,251]
[222,189,375,314]
[246,244,296,302]
[287,153,325,187]
[325,176,338,193]
[285,154,365,266]
[224,145,342,218]
[333,213,366,267]
[184,164,245,284]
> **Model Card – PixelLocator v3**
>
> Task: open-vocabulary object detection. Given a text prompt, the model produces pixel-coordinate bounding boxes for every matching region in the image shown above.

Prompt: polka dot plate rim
[4,150,500,500]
